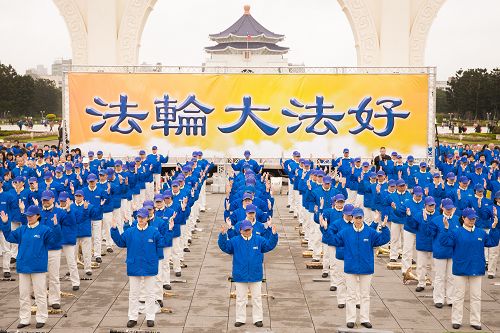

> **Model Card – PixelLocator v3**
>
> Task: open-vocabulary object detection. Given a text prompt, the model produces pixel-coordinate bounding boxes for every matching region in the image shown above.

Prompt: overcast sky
[0,0,499,80]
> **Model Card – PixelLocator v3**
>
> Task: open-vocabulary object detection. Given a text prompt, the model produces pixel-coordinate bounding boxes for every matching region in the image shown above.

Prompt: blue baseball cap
[362,161,370,167]
[98,169,107,176]
[419,162,427,168]
[369,172,377,178]
[245,204,257,213]
[106,168,115,176]
[459,176,469,184]
[152,146,158,150]
[97,150,103,155]
[323,176,332,184]
[64,162,72,170]
[154,194,164,202]
[41,190,54,200]
[495,190,500,200]
[143,200,154,209]
[354,157,361,162]
[55,166,63,173]
[446,172,455,180]
[424,196,436,206]
[75,190,84,197]
[24,205,40,216]
[163,190,173,198]
[58,191,69,201]
[352,207,364,217]
[114,160,123,166]
[432,172,440,178]
[474,184,484,192]
[13,176,24,183]
[88,151,94,157]
[407,155,414,161]
[244,150,251,156]
[28,177,37,184]
[239,220,253,231]
[475,163,483,169]
[343,148,349,153]
[182,166,191,173]
[43,171,53,179]
[171,180,180,187]
[391,151,398,156]
[442,198,455,210]
[242,193,253,201]
[293,151,300,157]
[87,173,97,182]
[376,170,385,176]
[139,150,146,155]
[343,204,354,215]
[134,156,141,162]
[136,208,149,218]
[334,194,345,202]
[462,207,478,220]
[413,186,423,195]
[388,179,397,187]
[396,179,406,186]
[460,156,468,163]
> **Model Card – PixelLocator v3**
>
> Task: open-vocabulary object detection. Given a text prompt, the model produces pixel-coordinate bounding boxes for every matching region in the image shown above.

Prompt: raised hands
[0,211,8,223]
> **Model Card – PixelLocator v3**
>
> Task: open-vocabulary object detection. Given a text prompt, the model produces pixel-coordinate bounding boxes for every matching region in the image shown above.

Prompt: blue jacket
[59,209,77,245]
[330,224,390,274]
[40,206,67,251]
[322,217,352,259]
[406,210,436,252]
[440,225,500,276]
[218,232,278,282]
[428,214,460,259]
[72,203,92,238]
[403,198,425,233]
[111,225,164,276]
[1,221,61,273]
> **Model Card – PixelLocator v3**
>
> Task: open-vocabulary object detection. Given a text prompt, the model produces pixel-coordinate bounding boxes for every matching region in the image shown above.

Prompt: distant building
[203,5,304,73]
[51,59,72,77]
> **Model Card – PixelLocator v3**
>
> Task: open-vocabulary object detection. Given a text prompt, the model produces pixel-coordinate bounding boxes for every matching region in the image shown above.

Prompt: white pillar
[86,0,118,65]
[379,0,411,66]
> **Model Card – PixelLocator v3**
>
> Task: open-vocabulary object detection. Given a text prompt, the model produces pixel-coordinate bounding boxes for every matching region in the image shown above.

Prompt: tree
[444,68,498,120]
[0,63,62,119]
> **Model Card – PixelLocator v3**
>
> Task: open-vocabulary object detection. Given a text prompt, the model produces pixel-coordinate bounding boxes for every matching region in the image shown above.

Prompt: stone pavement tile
[270,315,314,328]
[267,296,308,307]
[183,328,227,333]
[194,286,232,298]
[0,316,17,330]
[190,304,230,317]
[191,296,230,307]
[271,328,316,333]
[184,314,228,328]
[52,314,104,329]
[439,320,493,332]
[51,328,95,333]
[394,315,444,330]
[310,314,346,327]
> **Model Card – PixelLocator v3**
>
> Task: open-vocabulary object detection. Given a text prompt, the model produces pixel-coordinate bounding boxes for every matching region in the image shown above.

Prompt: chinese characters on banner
[86,93,410,137]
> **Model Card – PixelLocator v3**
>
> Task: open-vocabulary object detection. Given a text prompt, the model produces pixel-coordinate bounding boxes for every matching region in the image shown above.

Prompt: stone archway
[52,0,88,65]
[117,0,157,65]
[337,0,380,66]
[409,0,447,66]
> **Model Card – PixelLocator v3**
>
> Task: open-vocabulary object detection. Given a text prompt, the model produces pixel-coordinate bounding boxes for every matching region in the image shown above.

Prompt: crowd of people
[0,140,500,330]
[283,143,500,330]
[0,142,211,328]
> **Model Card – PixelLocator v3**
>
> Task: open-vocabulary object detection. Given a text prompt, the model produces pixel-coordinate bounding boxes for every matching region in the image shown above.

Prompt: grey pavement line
[184,193,225,333]
[274,198,316,331]
[91,249,130,332]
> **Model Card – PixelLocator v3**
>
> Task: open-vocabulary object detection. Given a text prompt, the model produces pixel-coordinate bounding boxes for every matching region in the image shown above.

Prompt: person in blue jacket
[328,207,390,329]
[0,205,61,329]
[219,219,278,328]
[111,207,165,329]
[428,198,460,308]
[72,190,93,276]
[226,204,271,239]
[440,207,500,331]
[406,196,437,292]
[57,191,80,290]
[401,186,424,275]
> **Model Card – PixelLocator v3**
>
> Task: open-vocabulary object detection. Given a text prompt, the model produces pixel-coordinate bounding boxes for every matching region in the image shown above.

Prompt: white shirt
[353,223,364,232]
[137,224,148,231]
[242,234,252,241]
[27,222,39,229]
[463,225,475,232]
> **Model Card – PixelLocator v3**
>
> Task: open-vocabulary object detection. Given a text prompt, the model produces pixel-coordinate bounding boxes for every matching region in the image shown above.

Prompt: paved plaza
[1,194,500,333]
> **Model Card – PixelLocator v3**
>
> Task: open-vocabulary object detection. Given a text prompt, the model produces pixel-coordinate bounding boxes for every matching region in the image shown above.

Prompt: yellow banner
[68,73,429,158]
